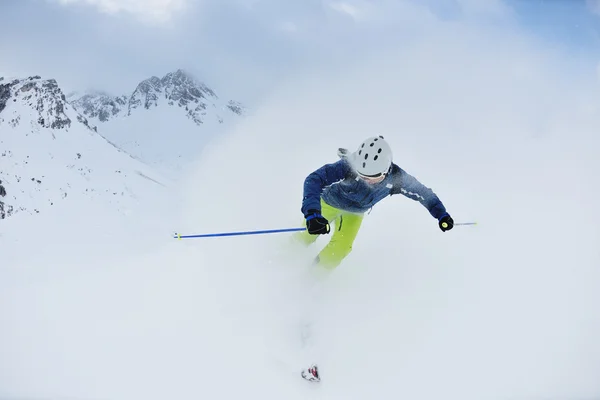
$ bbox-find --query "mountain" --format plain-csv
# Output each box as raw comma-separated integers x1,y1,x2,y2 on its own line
67,89,128,123
68,69,245,177
70,69,245,125
0,75,169,220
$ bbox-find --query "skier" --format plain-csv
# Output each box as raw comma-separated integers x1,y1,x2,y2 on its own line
296,136,454,382
295,135,454,271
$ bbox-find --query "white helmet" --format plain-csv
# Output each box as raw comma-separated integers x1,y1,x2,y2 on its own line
349,135,393,177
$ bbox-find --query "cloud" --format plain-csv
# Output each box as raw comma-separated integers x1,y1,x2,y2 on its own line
175,6,600,395
175,4,600,393
321,0,512,31
51,0,189,23
456,0,513,17
326,0,435,25
328,1,363,20
275,21,298,33
587,0,600,15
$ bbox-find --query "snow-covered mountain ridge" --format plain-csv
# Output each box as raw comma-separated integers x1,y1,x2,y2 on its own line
0,69,246,220
1,75,93,131
69,69,245,125
66,69,246,177
0,75,169,220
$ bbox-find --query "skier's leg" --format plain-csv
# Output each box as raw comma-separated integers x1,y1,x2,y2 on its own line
292,200,341,246
315,211,363,269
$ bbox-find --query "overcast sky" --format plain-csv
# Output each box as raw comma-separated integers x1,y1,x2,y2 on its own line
1,0,599,105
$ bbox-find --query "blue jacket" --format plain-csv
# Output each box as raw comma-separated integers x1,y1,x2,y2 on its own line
301,159,449,220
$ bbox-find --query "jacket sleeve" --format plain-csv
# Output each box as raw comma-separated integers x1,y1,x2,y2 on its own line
391,167,449,220
301,160,351,216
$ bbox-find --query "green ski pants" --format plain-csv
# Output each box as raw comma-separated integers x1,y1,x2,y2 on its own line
294,199,364,269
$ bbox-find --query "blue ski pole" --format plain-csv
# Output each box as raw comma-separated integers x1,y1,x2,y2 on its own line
174,227,306,239
174,221,476,239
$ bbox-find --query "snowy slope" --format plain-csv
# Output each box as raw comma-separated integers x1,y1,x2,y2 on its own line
2,29,600,400
0,75,170,220
69,69,245,178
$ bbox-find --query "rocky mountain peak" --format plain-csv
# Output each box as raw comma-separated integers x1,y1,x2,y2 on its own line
0,75,88,130
69,69,244,126
0,74,163,220
70,91,127,122
129,76,163,112
128,69,219,120
160,69,200,89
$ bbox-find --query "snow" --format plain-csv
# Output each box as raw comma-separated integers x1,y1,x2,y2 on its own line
69,70,243,180
98,100,230,179
0,77,171,219
2,25,600,400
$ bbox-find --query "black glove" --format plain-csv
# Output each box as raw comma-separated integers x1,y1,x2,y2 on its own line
305,210,330,235
439,215,454,232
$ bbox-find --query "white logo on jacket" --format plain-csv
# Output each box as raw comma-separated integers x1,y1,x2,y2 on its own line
400,187,425,201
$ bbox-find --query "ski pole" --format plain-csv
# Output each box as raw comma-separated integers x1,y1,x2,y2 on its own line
443,221,478,229
174,221,477,239
174,227,306,239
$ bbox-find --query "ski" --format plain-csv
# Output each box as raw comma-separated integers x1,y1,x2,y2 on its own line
301,364,320,382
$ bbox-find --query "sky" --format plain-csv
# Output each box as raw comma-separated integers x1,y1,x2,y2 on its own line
1,0,600,105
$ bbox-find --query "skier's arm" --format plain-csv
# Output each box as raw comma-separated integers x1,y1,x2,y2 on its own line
301,160,350,215
391,168,449,220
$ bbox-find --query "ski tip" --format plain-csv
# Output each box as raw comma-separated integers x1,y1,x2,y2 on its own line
301,364,320,382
